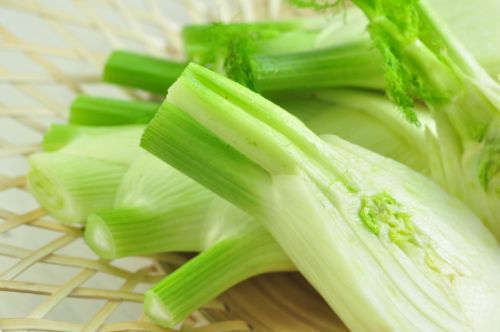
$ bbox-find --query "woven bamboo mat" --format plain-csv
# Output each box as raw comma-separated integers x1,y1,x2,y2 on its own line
0,1,347,331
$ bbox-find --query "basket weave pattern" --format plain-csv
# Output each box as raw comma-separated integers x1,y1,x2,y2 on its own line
0,1,346,331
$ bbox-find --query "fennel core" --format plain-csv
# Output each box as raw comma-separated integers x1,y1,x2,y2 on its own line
359,192,457,279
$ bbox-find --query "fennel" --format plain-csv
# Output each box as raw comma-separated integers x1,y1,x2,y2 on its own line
142,63,500,332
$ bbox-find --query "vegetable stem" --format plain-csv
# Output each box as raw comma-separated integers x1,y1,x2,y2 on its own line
241,40,385,92
42,124,87,152
70,95,159,126
144,225,292,327
142,63,500,331
141,101,270,212
30,125,145,223
85,207,207,258
28,153,126,224
103,50,186,94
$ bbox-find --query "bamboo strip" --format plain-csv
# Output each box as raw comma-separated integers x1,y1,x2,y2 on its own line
0,100,55,136
145,0,183,57
0,175,26,190
0,72,102,85
80,269,148,332
0,208,15,219
0,279,143,302
0,1,164,49
195,321,250,332
110,0,162,55
0,137,10,148
239,0,255,21
0,28,85,94
14,116,49,133
0,106,57,116
0,41,81,59
0,234,77,280
182,0,208,23
73,1,122,50
100,321,173,331
180,318,197,330
268,0,282,19
0,318,82,332
44,20,102,69
0,243,158,281
69,1,149,101
0,208,47,234
146,252,188,266
14,84,66,116
201,300,226,311
29,269,97,318
0,318,251,332
27,219,83,235
0,318,175,332
0,143,41,157
1,276,221,312
0,72,54,82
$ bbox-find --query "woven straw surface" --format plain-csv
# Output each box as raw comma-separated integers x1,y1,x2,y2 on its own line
0,1,347,331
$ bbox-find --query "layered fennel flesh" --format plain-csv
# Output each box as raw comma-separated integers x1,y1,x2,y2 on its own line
142,63,500,332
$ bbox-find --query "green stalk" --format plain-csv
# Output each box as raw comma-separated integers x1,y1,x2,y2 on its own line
85,207,206,258
70,95,159,126
182,19,324,72
142,101,270,211
142,63,500,331
231,40,385,92
42,124,88,152
42,124,139,152
103,50,186,94
164,65,358,190
145,224,292,327
42,124,145,156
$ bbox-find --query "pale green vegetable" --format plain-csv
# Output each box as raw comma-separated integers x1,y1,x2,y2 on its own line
103,50,186,94
182,16,348,72
82,153,289,328
83,90,431,259
69,95,158,126
28,125,145,223
82,89,431,327
344,0,500,237
84,154,215,258
431,0,500,77
142,197,291,327
277,89,430,173
142,63,500,332
191,2,500,94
